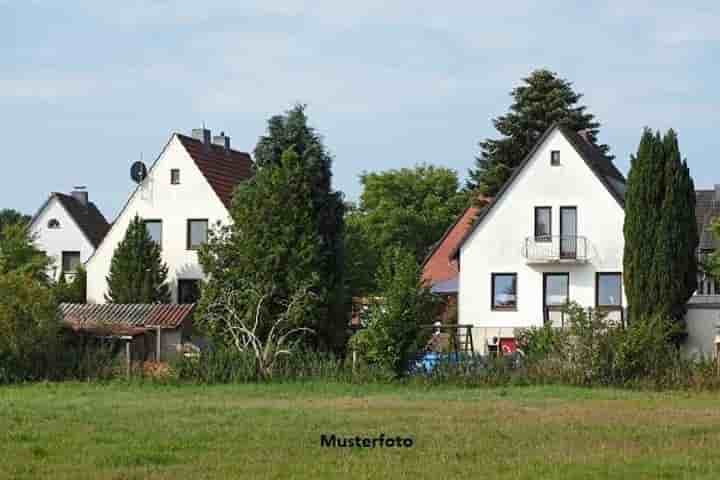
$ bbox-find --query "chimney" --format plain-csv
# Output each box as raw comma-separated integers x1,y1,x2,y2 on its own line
714,184,720,202
212,131,231,152
71,186,88,207
191,127,212,147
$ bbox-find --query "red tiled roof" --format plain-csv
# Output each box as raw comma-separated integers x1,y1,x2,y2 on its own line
421,204,481,286
59,303,195,335
176,134,254,208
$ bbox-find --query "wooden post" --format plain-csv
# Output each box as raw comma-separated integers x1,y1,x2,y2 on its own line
125,339,131,379
352,349,357,373
156,327,162,362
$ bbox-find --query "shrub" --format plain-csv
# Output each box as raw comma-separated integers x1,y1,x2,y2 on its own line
347,248,436,376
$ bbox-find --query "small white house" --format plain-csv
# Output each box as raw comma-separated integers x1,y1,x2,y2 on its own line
29,189,110,281
85,128,253,304
453,124,628,354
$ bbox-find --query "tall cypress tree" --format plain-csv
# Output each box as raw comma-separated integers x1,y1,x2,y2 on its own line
624,129,697,324
467,69,612,195
105,215,170,303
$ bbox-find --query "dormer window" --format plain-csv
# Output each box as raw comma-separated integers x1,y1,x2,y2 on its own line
551,150,560,166
48,219,60,229
171,169,180,185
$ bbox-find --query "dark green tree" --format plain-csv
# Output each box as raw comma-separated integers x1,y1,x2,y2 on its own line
345,165,467,297
624,128,697,324
252,104,346,349
198,148,331,348
467,69,612,195
0,223,50,284
105,215,170,303
0,209,30,241
54,266,87,303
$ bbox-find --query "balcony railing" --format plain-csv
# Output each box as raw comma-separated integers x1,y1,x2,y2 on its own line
522,235,589,263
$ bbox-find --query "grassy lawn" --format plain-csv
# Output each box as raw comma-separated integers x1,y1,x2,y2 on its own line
2,382,720,479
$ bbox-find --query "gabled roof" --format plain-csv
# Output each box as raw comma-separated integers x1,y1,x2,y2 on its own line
176,134,254,208
31,193,110,248
449,123,625,259
696,189,720,250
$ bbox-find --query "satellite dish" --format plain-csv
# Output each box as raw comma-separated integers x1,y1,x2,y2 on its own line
131,161,148,183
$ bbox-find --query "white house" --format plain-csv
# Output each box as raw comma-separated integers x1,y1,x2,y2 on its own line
85,128,253,304
29,189,110,281
452,124,628,354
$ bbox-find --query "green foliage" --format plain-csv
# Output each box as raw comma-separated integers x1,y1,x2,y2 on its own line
345,164,467,296
251,104,346,349
198,148,331,351
0,222,50,283
54,267,87,303
624,128,697,323
348,248,436,375
467,69,612,195
105,215,170,303
0,208,30,241
0,272,60,382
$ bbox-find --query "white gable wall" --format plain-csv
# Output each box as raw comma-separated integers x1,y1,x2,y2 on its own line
30,197,96,281
458,129,625,344
86,136,231,303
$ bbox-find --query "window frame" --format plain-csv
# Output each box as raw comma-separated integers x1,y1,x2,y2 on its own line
534,206,552,242
171,169,180,185
143,219,163,247
178,278,201,304
61,251,81,273
186,219,209,250
551,150,561,166
491,273,518,311
596,272,622,309
47,218,61,229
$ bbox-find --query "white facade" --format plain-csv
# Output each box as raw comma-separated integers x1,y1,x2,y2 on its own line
458,127,627,352
85,135,232,303
30,196,96,281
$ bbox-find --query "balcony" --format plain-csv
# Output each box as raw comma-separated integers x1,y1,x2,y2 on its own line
521,235,589,263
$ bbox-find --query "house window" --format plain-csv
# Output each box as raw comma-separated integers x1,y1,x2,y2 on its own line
187,219,208,250
491,273,517,310
544,273,569,307
534,207,551,241
144,220,162,246
596,273,622,307
178,279,201,304
47,219,61,229
551,150,561,166
61,251,81,273
171,169,180,185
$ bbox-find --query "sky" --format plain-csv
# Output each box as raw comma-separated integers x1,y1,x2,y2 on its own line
2,1,719,219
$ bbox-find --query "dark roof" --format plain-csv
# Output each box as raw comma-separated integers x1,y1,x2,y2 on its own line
696,189,720,250
50,193,110,248
449,123,626,260
176,134,254,208
59,303,195,335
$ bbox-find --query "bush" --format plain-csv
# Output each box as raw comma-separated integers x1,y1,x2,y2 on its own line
0,272,60,383
347,248,435,376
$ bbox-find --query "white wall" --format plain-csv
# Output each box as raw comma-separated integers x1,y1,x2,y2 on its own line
86,136,231,303
30,197,96,281
458,128,626,350
684,304,720,359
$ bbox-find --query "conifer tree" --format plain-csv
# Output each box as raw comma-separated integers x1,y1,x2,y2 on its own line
198,148,328,346
624,129,697,324
105,215,170,303
252,104,346,349
467,69,612,195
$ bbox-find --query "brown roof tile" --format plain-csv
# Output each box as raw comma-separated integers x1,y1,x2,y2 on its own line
176,134,254,208
59,303,195,334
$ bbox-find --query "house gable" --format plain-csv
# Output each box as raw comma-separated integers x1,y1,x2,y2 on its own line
457,126,626,329
85,134,250,303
